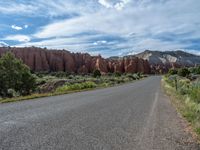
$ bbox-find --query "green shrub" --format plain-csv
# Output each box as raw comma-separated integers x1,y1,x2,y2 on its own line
50,71,70,78
68,75,74,79
196,66,200,74
133,74,140,80
168,68,178,75
114,72,121,77
0,52,36,97
137,72,143,78
93,69,101,78
189,86,200,103
178,68,190,77
7,89,20,98
189,66,200,74
126,74,138,80
100,82,110,87
196,128,200,135
107,73,113,76
56,81,97,93
35,71,49,78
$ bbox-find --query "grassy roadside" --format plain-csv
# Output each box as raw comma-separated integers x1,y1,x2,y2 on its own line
0,76,146,104
162,77,200,141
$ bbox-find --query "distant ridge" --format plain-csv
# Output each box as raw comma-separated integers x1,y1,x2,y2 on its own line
134,50,200,73
135,50,200,65
109,50,200,73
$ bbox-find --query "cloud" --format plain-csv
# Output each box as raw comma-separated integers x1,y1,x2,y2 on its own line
0,0,98,17
0,41,9,47
0,3,38,15
11,25,23,30
93,40,107,45
4,35,31,42
24,25,29,29
15,36,95,52
98,0,112,8
11,24,29,31
114,0,130,10
98,0,130,10
1,0,200,57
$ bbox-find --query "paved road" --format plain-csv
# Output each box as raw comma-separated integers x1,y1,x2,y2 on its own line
0,76,199,150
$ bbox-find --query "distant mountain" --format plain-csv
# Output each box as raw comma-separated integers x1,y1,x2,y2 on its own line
135,50,200,66
134,50,200,73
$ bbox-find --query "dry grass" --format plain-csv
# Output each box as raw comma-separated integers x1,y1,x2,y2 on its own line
162,78,200,142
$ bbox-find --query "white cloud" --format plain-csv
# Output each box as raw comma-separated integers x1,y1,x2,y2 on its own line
0,0,99,17
1,0,200,56
24,25,29,29
184,50,200,56
4,35,31,42
34,0,200,40
93,40,107,45
0,41,9,47
26,0,200,56
114,0,130,10
11,24,29,31
98,0,130,10
11,25,23,30
98,0,112,8
0,3,38,15
15,35,96,51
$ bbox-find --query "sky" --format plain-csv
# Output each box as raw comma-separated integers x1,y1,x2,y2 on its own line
0,0,200,57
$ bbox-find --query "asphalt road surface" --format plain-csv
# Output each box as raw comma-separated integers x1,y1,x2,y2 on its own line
0,76,199,150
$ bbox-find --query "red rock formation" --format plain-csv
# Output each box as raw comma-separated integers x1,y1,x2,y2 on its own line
0,47,151,74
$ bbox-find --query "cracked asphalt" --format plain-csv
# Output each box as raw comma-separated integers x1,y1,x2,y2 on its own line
0,76,199,150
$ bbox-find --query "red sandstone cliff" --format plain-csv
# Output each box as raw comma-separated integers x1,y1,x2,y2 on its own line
0,47,151,74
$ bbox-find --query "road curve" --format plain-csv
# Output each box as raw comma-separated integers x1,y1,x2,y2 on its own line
0,76,199,150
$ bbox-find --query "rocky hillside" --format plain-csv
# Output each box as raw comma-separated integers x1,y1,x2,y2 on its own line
135,50,200,73
0,47,150,74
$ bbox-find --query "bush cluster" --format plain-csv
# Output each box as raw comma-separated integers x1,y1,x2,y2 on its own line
166,66,200,104
177,68,190,77
166,75,200,104
56,81,97,93
0,52,36,97
93,69,101,78
168,68,178,75
189,66,200,74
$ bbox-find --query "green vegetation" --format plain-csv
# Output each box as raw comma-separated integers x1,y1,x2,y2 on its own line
93,69,101,78
0,53,147,103
0,52,36,98
177,68,190,77
189,66,200,75
114,72,121,77
168,68,178,75
56,81,97,93
163,67,200,140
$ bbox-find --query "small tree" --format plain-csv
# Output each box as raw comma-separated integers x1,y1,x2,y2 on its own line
197,66,200,74
0,52,36,97
93,69,101,78
177,68,190,77
114,72,121,77
168,68,178,75
194,66,200,74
